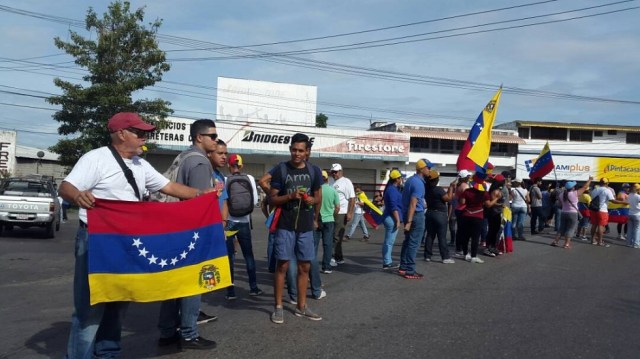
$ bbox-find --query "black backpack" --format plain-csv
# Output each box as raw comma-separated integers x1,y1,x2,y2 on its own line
588,190,601,211
226,173,255,217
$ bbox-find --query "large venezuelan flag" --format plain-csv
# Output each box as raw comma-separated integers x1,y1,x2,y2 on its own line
457,88,502,171
608,203,629,224
498,206,513,253
529,142,555,180
87,193,231,305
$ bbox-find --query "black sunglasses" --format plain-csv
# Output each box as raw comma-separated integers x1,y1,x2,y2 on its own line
125,127,148,139
199,133,218,140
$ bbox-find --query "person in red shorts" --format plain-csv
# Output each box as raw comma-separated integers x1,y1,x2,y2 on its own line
589,178,627,247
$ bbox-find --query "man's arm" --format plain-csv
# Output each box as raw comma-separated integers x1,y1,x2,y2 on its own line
160,181,203,200
403,196,418,232
258,172,272,193
59,181,95,209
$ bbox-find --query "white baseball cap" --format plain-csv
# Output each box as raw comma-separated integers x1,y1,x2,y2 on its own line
458,169,471,178
331,163,343,172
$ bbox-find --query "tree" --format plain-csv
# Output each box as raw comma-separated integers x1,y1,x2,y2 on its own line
47,1,172,167
316,113,328,128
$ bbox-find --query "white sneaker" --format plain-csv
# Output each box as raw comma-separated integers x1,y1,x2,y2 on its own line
618,234,624,240
315,289,327,300
471,257,484,264
442,258,455,264
330,258,338,267
465,254,472,262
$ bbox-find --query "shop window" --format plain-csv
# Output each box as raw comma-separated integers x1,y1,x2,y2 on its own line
439,139,454,153
594,131,603,137
569,129,593,142
518,127,530,139
627,132,640,144
490,143,509,153
410,138,430,152
531,127,566,141
608,130,617,135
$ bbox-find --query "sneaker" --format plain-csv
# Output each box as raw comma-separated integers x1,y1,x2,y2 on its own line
343,235,350,242
397,269,407,276
483,248,496,257
618,234,624,240
383,263,400,269
330,258,338,267
403,272,424,279
249,288,264,296
196,311,217,325
321,269,333,274
452,251,465,259
225,294,237,300
336,259,345,264
465,254,472,262
180,336,217,350
580,236,588,241
314,289,327,300
287,295,298,305
271,306,284,324
294,305,322,321
490,247,502,255
442,258,455,264
471,257,484,264
424,257,431,262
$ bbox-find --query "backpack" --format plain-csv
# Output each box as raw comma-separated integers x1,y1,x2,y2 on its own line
150,151,206,202
588,189,601,211
226,173,255,217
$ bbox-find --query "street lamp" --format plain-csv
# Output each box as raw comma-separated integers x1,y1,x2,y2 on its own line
36,151,44,174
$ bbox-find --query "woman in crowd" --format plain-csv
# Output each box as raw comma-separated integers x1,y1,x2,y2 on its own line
423,170,457,263
346,185,370,242
626,183,640,249
484,174,506,257
616,183,630,240
551,177,592,249
381,169,403,269
510,178,530,241
453,170,472,257
577,187,592,240
458,174,501,263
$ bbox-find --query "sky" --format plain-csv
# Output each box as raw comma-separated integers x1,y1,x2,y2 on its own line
1,0,639,150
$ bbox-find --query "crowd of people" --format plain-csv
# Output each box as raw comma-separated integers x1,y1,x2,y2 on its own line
57,112,640,358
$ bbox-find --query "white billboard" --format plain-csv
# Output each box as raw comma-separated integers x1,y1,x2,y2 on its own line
217,77,317,127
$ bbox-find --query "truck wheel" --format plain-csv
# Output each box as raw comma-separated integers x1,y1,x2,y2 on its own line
44,221,55,239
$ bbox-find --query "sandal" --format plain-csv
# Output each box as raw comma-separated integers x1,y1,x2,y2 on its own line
563,243,571,249
403,272,424,279
550,242,559,247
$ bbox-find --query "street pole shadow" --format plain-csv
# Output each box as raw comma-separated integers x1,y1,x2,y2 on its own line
24,321,70,358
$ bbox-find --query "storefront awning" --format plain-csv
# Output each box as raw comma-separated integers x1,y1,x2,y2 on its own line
401,129,525,144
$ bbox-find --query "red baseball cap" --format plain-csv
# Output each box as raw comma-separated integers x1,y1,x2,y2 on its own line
107,112,156,133
228,154,243,168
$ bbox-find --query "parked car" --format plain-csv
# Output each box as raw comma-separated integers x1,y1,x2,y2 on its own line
0,175,61,238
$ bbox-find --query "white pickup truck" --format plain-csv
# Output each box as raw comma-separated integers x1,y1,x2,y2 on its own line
0,176,61,238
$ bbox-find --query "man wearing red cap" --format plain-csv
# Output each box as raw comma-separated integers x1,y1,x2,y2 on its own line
59,112,210,359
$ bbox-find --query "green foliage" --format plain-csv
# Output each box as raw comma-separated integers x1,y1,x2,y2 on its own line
47,1,172,166
316,113,328,128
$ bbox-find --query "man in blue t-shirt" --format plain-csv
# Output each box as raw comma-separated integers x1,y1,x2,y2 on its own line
398,159,433,279
269,133,322,324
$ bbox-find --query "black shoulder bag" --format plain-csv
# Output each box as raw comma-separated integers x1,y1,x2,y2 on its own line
108,145,142,201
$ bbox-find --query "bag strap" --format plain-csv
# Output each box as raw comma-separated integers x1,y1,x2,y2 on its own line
513,188,527,204
108,145,141,201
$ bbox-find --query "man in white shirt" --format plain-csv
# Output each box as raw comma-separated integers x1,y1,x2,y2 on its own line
589,177,627,246
330,163,355,265
59,112,207,358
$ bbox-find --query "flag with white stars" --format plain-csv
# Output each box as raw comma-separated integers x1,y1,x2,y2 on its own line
528,141,555,180
86,193,231,305
457,88,502,171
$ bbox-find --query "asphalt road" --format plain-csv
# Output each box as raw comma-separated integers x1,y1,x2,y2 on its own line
1,211,639,359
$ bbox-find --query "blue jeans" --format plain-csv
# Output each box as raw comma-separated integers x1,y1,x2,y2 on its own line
424,211,450,260
512,206,527,239
346,212,369,238
382,216,399,265
225,221,259,296
399,212,425,275
628,215,640,247
554,207,562,231
316,221,335,271
530,206,545,233
66,226,128,359
309,229,324,297
157,295,201,340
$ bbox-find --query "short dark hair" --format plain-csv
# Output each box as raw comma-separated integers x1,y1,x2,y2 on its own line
290,133,311,149
190,119,216,143
216,139,227,146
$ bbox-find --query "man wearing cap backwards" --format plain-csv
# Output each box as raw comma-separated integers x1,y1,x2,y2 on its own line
224,154,262,299
398,159,433,279
59,113,214,358
157,119,219,350
589,177,627,247
330,163,356,266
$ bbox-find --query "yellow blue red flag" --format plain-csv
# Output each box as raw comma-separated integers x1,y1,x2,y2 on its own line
87,193,231,305
458,88,502,170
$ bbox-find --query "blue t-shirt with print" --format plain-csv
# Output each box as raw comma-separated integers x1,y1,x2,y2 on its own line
212,169,228,209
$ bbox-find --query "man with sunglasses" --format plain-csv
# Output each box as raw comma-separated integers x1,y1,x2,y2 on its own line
157,119,219,350
59,112,213,359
